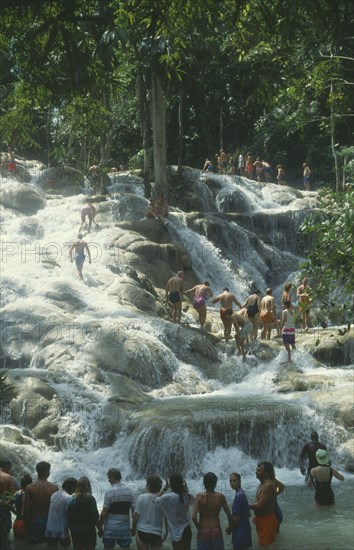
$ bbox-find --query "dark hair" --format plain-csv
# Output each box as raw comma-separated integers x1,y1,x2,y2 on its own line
230,472,241,483
258,461,275,480
170,473,187,503
20,474,33,489
266,288,272,295
107,468,121,481
146,475,162,494
223,287,229,292
311,431,319,441
77,233,83,239
284,300,291,307
36,461,51,477
203,472,217,491
62,477,78,495
203,281,210,286
284,282,292,292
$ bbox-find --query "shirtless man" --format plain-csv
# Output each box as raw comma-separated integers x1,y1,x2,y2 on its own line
303,163,311,191
297,277,311,331
69,234,91,281
230,312,253,360
165,271,184,324
219,150,228,175
249,462,277,548
0,458,16,543
260,288,278,339
212,287,242,341
79,201,96,232
192,472,232,548
23,461,58,544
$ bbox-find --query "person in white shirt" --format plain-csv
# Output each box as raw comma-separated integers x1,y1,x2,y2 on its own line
154,474,192,550
45,477,77,547
132,476,167,549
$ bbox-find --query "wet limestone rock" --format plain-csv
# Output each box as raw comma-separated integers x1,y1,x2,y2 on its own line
37,166,85,194
0,181,46,214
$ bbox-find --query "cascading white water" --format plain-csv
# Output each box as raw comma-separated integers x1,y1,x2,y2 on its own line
1,168,353,549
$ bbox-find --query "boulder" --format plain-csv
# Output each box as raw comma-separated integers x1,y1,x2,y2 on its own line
0,181,46,214
37,166,85,194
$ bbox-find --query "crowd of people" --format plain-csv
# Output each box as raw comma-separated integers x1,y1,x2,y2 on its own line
165,273,313,362
202,151,311,189
0,442,344,550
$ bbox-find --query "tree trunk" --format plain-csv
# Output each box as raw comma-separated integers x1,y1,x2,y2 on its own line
219,101,223,151
138,71,152,197
330,80,341,191
151,71,168,198
177,85,184,176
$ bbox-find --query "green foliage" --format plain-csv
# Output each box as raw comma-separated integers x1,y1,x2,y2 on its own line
300,190,354,323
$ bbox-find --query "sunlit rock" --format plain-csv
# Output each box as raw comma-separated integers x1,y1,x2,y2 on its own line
0,181,46,214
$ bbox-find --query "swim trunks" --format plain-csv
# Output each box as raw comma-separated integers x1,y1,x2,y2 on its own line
169,291,181,304
246,303,259,318
240,323,253,339
75,253,85,268
137,531,162,544
197,526,224,550
254,514,277,547
220,308,233,320
260,312,275,324
282,331,295,345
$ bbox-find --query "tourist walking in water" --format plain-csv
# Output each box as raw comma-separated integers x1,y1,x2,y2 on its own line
0,458,16,546
226,472,252,550
69,234,92,282
303,163,311,190
299,431,327,481
45,477,77,546
212,287,242,342
297,277,311,331
23,461,58,544
13,473,32,540
192,472,232,550
185,281,213,329
280,300,296,362
307,449,344,505
203,159,214,172
276,165,286,185
242,289,261,340
281,282,293,308
67,476,99,550
230,312,253,360
99,468,137,550
166,271,184,324
132,475,167,549
260,288,278,339
154,474,192,550
238,153,245,177
249,462,278,548
79,201,96,232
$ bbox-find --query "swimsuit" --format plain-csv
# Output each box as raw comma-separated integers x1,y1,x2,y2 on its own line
197,526,224,550
169,291,181,304
75,253,85,268
220,308,233,320
254,514,278,547
193,290,207,308
260,311,275,324
311,467,334,505
282,310,295,344
240,323,253,339
246,302,259,318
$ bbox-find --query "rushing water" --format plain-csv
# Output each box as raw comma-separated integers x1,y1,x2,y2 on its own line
1,169,353,549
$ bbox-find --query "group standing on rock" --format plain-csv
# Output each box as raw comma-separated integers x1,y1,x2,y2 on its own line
165,274,313,362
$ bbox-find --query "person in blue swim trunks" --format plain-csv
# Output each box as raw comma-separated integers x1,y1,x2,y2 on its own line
69,233,91,281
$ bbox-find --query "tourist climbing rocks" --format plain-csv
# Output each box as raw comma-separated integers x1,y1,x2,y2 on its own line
212,287,242,342
69,234,91,282
166,271,184,324
280,300,296,362
230,312,253,360
185,281,213,329
79,201,96,232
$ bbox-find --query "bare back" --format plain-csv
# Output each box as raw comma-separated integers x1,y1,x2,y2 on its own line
194,492,226,528
166,275,183,292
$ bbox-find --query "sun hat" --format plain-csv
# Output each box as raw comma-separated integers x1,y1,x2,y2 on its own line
316,448,330,465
